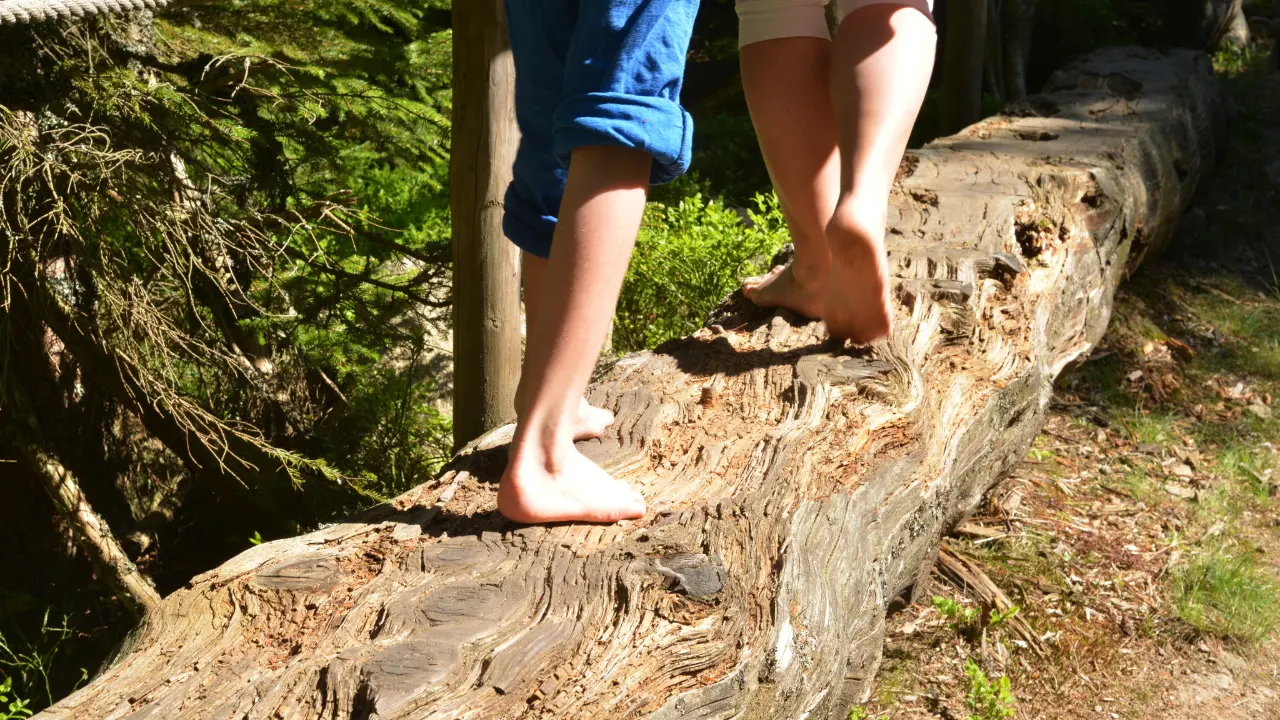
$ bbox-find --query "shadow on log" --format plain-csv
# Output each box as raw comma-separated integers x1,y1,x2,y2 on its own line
38,47,1224,720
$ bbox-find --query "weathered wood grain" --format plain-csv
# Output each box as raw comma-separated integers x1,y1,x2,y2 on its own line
37,47,1224,720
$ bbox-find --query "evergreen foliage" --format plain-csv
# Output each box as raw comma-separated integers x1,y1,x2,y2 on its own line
0,5,457,706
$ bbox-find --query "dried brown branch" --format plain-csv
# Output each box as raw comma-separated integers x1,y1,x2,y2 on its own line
937,543,1047,657
27,447,161,615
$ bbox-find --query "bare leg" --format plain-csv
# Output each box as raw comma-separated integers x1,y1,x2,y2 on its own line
499,146,650,524
739,37,841,320
824,4,936,342
520,253,615,440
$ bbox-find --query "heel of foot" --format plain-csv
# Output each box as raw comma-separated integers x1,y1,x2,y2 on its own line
498,449,645,525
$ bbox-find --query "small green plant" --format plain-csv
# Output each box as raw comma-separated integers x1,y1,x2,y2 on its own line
848,706,869,720
963,659,1016,720
933,596,980,628
338,342,454,498
1263,244,1280,301
934,597,1024,651
987,606,1020,630
1174,550,1280,644
0,677,32,720
1212,42,1272,77
1026,446,1055,462
0,612,86,712
248,531,264,546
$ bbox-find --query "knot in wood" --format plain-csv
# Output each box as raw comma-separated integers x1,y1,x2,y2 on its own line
699,385,717,407
249,557,340,592
653,553,727,602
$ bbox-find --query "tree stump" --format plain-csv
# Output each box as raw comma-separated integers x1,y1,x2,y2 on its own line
37,47,1224,720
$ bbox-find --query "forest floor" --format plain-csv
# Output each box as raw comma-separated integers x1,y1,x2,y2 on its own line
856,50,1280,720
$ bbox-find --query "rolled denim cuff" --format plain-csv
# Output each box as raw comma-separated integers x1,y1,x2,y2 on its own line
502,183,558,259
553,92,694,186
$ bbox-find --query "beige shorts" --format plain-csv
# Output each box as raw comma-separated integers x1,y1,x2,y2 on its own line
737,0,934,47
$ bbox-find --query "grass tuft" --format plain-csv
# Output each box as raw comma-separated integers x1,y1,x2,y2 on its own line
1173,550,1280,645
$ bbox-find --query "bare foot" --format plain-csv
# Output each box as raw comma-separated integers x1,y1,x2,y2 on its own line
498,445,646,524
742,263,827,320
574,398,615,440
823,225,892,344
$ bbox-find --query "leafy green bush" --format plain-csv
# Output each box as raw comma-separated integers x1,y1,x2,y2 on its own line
158,0,459,502
289,309,454,500
613,192,790,353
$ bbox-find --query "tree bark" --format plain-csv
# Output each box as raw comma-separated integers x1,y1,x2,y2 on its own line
36,48,1225,720
942,0,989,134
983,0,1005,103
22,273,314,523
1002,0,1034,101
2,277,138,537
450,0,522,449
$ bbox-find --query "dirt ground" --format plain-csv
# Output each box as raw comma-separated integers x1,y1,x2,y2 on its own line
868,405,1280,720
854,47,1280,720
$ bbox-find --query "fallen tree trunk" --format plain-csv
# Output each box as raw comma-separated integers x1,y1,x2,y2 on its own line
38,47,1224,720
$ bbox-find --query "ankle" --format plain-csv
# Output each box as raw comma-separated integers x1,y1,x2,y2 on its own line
509,418,575,472
788,249,832,287
826,203,886,260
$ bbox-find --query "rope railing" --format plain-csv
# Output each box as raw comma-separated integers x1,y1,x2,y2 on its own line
0,0,168,25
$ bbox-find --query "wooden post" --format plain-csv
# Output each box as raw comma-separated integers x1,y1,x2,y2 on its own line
450,0,522,449
941,0,989,135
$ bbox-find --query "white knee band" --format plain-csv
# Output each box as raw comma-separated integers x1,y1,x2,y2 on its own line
737,0,934,48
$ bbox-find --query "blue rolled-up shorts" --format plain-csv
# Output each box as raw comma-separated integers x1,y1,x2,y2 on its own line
503,0,700,259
